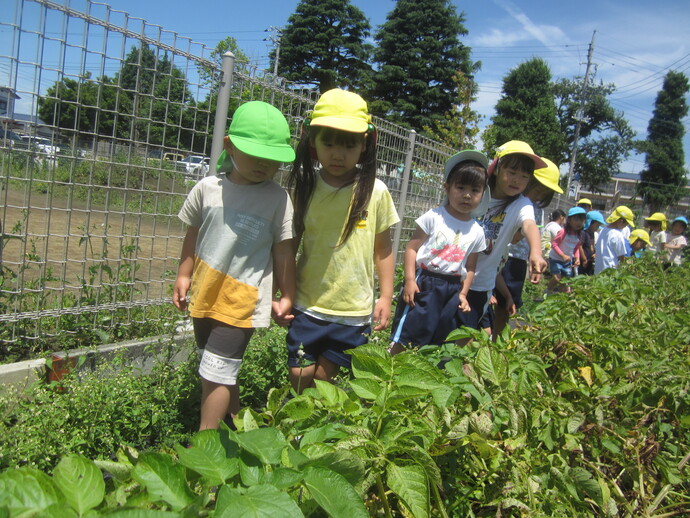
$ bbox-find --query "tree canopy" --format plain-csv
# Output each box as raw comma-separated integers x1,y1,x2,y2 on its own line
486,58,563,163
276,0,372,93
370,0,477,131
554,77,635,193
637,70,689,212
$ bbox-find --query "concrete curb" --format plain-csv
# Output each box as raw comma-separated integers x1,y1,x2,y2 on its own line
0,327,196,395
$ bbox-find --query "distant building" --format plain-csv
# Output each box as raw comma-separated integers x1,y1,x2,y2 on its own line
577,172,690,218
0,87,20,119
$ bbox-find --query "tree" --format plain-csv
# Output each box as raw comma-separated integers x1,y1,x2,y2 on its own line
485,58,563,162
554,77,635,192
276,0,372,93
637,71,689,212
423,71,482,149
370,0,477,131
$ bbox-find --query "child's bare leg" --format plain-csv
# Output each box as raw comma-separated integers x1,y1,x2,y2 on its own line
313,356,340,383
199,379,237,430
388,342,406,355
547,275,561,292
290,364,316,394
493,305,509,339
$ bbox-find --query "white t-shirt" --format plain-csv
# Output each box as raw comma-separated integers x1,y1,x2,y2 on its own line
415,206,486,279
473,196,535,292
594,226,627,274
666,234,687,265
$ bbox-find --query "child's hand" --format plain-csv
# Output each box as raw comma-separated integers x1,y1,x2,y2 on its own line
373,298,392,331
489,294,498,306
562,254,571,262
403,280,419,307
271,298,294,326
529,254,547,284
573,258,580,267
172,277,190,311
458,293,471,312
506,295,517,316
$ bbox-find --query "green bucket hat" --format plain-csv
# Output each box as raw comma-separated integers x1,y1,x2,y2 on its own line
216,101,296,171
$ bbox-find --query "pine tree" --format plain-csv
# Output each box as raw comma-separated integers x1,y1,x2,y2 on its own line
486,58,563,162
370,0,477,131
276,0,372,93
637,71,689,212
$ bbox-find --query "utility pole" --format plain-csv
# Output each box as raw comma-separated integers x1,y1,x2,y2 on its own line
566,30,596,199
265,26,283,77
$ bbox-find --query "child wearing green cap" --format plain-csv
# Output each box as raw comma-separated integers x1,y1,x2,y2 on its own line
173,101,296,430
594,205,635,274
285,88,399,391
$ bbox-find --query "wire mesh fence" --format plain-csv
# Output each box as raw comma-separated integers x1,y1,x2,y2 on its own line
0,0,456,356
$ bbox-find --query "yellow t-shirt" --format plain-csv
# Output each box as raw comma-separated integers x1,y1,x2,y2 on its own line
295,176,399,321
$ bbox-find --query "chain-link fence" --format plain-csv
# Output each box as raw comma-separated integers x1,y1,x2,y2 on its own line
0,0,459,354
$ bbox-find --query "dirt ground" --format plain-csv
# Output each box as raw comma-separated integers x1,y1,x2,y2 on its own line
1,184,186,302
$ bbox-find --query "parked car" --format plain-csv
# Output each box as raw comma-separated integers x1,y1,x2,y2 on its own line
18,135,60,157
178,155,210,179
0,127,22,149
163,152,185,162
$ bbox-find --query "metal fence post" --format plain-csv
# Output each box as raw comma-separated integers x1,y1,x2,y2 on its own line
392,129,417,262
209,51,235,176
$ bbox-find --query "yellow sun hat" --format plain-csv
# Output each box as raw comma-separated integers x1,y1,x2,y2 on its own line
628,229,652,247
533,157,564,194
577,198,592,206
487,140,547,176
606,205,635,227
644,212,667,231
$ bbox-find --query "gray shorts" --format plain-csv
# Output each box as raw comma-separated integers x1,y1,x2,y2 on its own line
193,318,254,385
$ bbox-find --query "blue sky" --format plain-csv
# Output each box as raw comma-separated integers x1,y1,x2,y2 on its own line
5,0,690,174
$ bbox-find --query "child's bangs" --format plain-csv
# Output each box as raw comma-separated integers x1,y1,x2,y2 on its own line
447,161,487,189
500,154,535,174
316,126,363,146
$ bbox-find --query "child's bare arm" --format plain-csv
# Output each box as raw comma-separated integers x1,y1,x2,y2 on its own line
523,219,547,283
459,252,479,312
173,226,199,311
373,228,395,331
271,238,296,326
402,226,429,307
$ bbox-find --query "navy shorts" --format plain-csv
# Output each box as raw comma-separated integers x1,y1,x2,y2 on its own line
286,310,371,368
549,258,575,278
462,289,491,330
389,269,465,347
495,257,527,310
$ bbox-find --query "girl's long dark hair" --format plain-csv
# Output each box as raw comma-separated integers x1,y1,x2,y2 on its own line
287,126,377,246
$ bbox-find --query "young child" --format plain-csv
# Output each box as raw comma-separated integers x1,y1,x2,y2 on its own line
547,207,586,293
493,157,562,336
576,198,593,212
626,229,652,258
541,208,566,259
173,101,297,430
465,140,548,333
388,150,488,353
644,212,667,253
286,88,399,391
594,205,635,274
665,216,688,266
579,210,605,275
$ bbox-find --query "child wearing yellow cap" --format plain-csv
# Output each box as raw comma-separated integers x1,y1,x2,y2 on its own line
285,89,399,391
594,205,635,274
643,212,667,253
173,101,297,430
626,229,652,258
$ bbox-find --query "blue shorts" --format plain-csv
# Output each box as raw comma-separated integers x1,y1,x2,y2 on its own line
462,289,491,330
286,310,371,368
496,257,527,310
549,258,575,278
389,269,465,347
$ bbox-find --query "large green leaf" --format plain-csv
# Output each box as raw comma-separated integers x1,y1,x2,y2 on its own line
314,380,348,407
348,378,382,399
235,427,287,466
304,451,366,487
275,396,315,421
215,484,304,518
53,455,105,515
570,467,603,507
131,452,195,511
92,510,178,517
351,347,393,381
175,430,239,486
475,346,509,387
299,423,349,447
0,468,63,515
386,462,429,518
302,466,368,518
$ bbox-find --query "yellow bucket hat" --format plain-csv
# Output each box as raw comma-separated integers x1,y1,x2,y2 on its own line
628,229,652,247
644,212,667,231
487,140,547,175
309,88,371,133
533,157,564,193
577,198,592,206
606,205,635,227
